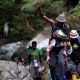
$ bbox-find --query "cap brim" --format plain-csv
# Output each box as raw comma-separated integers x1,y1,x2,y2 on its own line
56,17,66,22
56,19,66,22
70,35,79,38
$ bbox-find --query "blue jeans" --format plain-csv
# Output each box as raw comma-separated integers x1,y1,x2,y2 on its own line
49,48,65,80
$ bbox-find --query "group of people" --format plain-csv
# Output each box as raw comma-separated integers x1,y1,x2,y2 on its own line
27,2,80,80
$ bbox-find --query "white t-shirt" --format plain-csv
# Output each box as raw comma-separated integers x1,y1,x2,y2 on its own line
50,30,67,46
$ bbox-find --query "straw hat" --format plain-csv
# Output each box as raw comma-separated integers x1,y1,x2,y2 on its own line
56,13,66,22
70,30,79,38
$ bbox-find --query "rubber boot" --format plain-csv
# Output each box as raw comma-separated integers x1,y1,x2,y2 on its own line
72,72,77,80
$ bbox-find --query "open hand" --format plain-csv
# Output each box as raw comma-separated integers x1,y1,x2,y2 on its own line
35,2,40,8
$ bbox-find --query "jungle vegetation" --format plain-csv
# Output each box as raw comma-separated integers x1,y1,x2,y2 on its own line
0,0,80,45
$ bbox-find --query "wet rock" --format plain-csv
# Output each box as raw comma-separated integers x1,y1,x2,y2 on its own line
0,60,33,80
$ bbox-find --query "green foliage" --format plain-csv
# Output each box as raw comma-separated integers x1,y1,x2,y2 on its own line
8,25,34,41
67,14,80,29
66,1,80,29
0,0,80,43
48,0,65,14
0,0,15,8
72,4,80,17
0,0,17,25
10,26,23,35
21,0,46,11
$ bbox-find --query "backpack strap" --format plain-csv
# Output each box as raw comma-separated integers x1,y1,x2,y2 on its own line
78,35,80,44
63,23,70,35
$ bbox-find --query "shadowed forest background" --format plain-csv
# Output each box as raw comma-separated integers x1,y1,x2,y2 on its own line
0,0,80,46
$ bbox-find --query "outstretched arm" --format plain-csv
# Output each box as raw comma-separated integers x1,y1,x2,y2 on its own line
36,3,55,24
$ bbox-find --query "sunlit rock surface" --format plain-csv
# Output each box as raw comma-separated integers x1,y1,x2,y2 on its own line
0,42,23,59
0,60,33,80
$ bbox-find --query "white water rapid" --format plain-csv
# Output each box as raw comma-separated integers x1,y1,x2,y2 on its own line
27,26,51,49
27,33,49,49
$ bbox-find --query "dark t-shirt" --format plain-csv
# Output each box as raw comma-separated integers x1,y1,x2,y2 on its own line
49,22,70,45
51,22,70,35
69,37,80,62
49,22,70,66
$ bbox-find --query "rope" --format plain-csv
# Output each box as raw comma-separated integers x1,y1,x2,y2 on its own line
20,73,29,80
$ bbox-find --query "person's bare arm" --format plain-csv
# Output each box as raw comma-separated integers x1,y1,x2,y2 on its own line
60,31,70,41
53,33,70,41
58,35,70,41
46,44,53,56
46,44,53,62
46,41,56,56
36,3,55,24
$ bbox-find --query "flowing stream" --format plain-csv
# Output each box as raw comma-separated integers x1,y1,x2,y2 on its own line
0,26,51,80
27,26,51,48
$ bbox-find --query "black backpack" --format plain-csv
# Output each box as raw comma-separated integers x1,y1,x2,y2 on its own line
49,22,70,44
51,22,70,37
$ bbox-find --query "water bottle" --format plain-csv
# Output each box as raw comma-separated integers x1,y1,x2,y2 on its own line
48,69,52,80
33,59,38,67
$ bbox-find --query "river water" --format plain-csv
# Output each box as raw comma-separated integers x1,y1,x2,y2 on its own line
0,26,51,80
27,26,51,48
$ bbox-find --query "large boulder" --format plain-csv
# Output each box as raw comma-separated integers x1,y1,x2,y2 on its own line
0,60,33,80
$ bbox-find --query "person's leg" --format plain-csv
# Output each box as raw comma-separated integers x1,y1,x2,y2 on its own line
49,65,56,80
46,41,56,63
49,64,64,80
29,65,36,79
56,49,65,80
55,63,65,80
